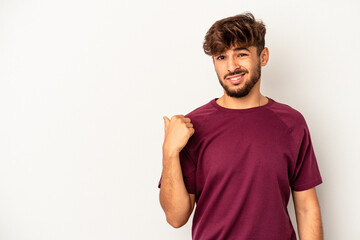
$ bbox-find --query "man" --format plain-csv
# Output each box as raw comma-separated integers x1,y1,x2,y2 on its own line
158,12,323,240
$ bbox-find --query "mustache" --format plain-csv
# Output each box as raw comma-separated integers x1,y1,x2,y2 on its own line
224,70,248,79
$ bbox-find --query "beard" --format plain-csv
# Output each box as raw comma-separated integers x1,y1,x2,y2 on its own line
217,59,261,98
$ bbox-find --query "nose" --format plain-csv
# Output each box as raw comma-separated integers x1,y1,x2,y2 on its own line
226,57,239,72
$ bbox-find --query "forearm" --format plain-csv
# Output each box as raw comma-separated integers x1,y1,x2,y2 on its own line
296,208,323,240
159,149,192,227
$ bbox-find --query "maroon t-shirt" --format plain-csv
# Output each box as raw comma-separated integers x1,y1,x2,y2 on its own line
158,97,323,240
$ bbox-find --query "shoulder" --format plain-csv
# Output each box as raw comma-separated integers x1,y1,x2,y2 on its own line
181,99,218,147
267,98,308,133
267,99,314,152
184,99,218,130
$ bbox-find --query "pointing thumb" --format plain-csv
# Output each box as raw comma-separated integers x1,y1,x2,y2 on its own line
163,116,170,135
163,116,170,126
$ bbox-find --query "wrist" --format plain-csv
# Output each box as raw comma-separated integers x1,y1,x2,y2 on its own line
162,145,180,158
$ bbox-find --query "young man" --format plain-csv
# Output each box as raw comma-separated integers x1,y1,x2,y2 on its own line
158,12,323,240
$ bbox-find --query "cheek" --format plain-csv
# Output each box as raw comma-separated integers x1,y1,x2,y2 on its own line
214,65,225,76
245,63,255,73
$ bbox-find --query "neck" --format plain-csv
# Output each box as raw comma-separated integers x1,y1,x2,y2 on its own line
217,93,265,110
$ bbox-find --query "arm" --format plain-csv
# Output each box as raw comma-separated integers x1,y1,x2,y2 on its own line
159,115,196,228
292,187,323,240
159,150,196,228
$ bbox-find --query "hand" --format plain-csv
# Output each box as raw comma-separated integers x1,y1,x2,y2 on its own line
162,115,195,155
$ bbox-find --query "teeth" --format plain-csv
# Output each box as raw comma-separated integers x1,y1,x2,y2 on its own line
229,74,244,80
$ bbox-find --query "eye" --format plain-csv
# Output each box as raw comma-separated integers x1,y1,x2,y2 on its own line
238,53,247,57
216,56,225,60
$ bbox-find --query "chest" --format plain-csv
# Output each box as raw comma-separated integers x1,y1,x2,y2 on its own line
194,116,294,188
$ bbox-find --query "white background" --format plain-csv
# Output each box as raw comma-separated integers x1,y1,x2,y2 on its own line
0,0,359,239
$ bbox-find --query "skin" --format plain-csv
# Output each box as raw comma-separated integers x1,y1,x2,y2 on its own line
160,115,195,227
161,44,323,239
292,187,324,239
212,45,270,109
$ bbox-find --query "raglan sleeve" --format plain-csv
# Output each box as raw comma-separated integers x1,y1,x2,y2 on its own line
157,125,197,194
289,115,323,191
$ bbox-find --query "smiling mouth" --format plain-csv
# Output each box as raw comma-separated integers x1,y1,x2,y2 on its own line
226,73,246,84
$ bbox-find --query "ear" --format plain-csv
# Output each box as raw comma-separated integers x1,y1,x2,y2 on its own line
260,47,269,66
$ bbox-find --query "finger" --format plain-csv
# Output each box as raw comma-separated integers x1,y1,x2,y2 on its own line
171,114,185,120
182,117,192,123
163,116,170,130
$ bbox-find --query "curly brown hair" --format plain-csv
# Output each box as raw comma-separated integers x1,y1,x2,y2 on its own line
203,12,266,57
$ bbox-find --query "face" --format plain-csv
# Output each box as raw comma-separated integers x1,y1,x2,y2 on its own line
212,45,268,98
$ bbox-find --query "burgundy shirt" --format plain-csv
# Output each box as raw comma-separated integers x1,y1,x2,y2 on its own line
158,97,323,240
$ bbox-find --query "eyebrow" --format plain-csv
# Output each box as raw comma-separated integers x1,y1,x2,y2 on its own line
233,47,250,52
215,47,251,57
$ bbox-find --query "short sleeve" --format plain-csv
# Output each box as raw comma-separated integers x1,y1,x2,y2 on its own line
290,118,323,191
157,144,196,194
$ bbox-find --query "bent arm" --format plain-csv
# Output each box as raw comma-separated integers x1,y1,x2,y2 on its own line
292,187,323,240
159,149,195,228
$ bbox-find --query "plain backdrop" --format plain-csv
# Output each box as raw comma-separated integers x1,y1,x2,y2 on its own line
0,0,359,239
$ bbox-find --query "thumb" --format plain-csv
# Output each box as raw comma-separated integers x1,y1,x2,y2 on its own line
163,116,170,128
